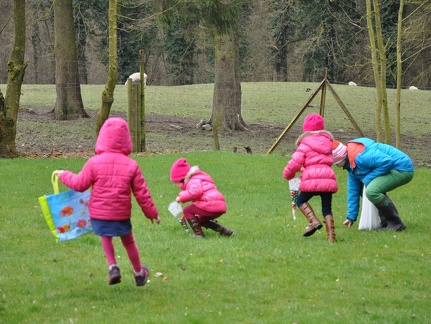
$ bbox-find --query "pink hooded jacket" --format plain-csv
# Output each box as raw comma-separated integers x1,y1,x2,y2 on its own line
283,130,338,193
59,118,159,221
177,166,227,213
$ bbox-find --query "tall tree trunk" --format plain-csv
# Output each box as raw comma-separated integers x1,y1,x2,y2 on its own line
366,0,382,142
96,0,118,134
373,0,391,144
210,31,247,131
0,0,27,158
395,0,405,148
53,0,88,120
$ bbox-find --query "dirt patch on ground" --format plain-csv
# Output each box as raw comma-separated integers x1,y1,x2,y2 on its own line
16,107,300,157
16,107,430,168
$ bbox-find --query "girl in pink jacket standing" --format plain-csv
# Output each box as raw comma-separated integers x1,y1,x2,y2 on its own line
170,158,233,238
283,114,338,241
54,117,160,286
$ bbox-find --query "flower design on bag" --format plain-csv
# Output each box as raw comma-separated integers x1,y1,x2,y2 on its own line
57,224,71,233
60,205,74,217
76,219,87,228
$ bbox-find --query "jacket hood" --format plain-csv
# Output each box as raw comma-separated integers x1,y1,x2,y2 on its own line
95,118,132,155
183,166,214,183
183,166,199,182
295,130,334,147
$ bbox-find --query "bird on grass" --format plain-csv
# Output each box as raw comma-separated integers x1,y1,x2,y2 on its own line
244,146,252,154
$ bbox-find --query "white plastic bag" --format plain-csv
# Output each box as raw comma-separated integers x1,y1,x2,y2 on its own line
358,186,380,230
168,201,190,235
168,201,183,217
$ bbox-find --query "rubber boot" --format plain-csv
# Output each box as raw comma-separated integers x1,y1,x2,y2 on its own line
299,202,323,237
375,196,406,231
377,210,388,230
187,215,205,238
206,220,233,236
324,215,336,242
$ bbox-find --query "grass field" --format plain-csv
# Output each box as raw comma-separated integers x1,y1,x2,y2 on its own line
1,151,431,323
1,82,431,322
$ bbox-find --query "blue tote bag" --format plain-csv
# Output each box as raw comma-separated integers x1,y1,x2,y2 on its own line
38,172,93,242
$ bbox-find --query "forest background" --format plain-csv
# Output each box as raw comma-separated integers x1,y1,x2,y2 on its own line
1,0,430,89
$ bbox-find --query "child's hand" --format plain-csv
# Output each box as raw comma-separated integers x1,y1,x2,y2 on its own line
151,215,161,225
54,170,65,177
175,196,180,203
343,219,353,227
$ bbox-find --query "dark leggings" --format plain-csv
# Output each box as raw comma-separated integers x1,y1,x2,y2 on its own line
296,191,333,216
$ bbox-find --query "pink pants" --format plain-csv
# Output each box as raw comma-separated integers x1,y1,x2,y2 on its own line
183,204,224,226
101,231,142,272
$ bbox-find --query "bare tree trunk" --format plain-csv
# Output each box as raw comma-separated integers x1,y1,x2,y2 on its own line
366,0,382,142
395,0,405,148
96,0,117,134
0,0,27,158
210,31,247,132
53,0,88,120
373,0,391,144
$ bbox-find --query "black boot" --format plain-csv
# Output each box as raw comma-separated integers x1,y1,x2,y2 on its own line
377,210,388,230
375,195,406,231
187,216,205,238
206,220,233,236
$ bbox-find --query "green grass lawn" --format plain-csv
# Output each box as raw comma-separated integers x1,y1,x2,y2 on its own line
1,152,430,323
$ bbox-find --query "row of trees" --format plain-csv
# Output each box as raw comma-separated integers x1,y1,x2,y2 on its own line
1,1,430,87
1,0,431,158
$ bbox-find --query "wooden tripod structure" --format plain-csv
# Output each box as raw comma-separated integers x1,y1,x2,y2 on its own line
266,69,365,154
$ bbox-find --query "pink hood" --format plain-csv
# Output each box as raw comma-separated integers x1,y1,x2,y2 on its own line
95,117,132,155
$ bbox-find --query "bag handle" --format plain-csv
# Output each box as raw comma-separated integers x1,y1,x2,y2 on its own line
51,171,60,194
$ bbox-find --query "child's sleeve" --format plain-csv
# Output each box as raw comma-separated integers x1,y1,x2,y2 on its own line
283,150,304,180
132,169,159,219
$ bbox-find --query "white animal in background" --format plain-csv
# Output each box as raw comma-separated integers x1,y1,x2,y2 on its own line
125,72,147,86
348,81,357,86
408,86,418,90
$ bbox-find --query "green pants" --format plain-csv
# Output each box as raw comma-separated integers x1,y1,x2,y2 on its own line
365,170,414,204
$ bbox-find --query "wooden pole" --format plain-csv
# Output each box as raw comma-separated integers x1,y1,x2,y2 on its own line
319,68,328,116
127,78,139,152
139,50,146,152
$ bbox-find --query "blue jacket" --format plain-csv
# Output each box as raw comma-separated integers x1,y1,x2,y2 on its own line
344,138,414,222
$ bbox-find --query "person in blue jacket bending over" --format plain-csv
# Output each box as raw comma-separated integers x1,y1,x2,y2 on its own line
332,138,414,231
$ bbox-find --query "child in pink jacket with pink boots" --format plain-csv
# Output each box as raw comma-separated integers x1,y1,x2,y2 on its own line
54,117,160,286
170,158,233,238
283,114,338,241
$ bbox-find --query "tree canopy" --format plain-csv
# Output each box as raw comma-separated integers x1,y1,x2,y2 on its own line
1,0,430,88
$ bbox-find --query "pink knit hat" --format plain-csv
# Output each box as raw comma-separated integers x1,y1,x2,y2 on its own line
170,158,191,182
303,114,325,132
332,140,347,164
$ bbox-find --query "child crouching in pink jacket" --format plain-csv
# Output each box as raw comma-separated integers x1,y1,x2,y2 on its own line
54,117,160,286
283,114,338,242
170,158,233,238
